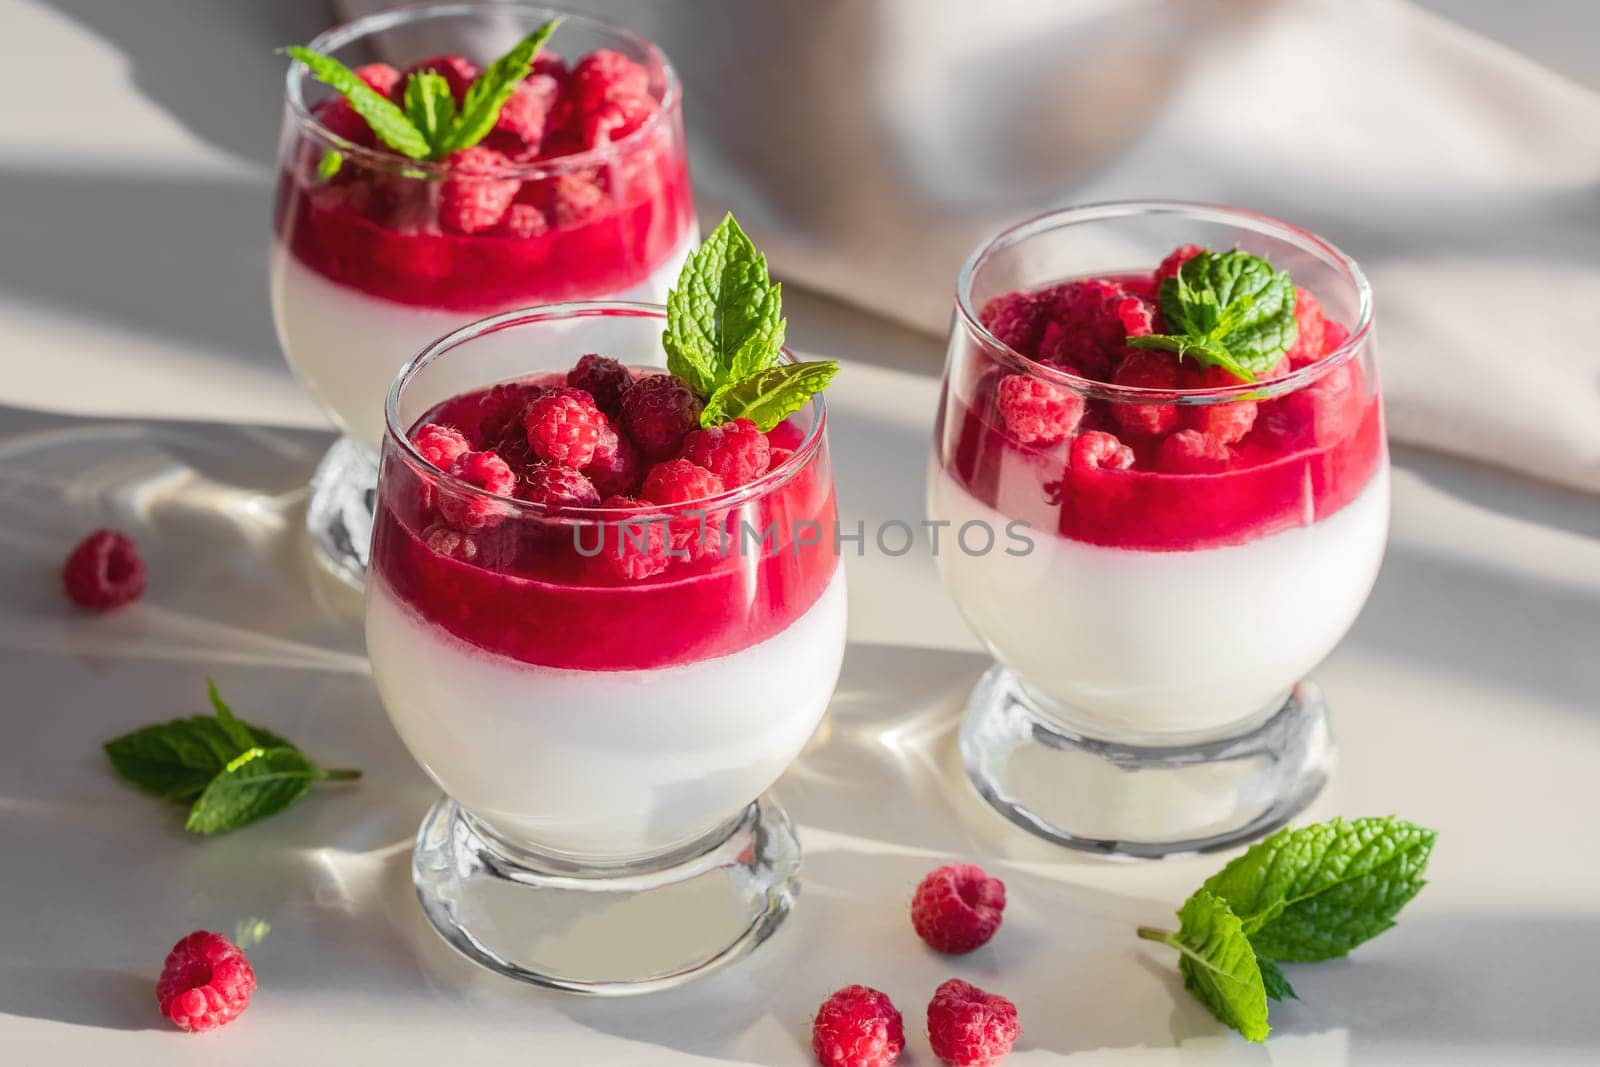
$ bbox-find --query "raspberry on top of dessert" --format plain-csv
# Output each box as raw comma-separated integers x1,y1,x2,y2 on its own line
279,19,693,309
949,245,1383,551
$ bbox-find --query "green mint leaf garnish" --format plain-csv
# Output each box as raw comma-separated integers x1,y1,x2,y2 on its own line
664,214,787,399
440,19,560,155
1127,248,1298,380
1137,816,1435,1043
1201,815,1437,962
283,46,431,160
402,71,458,155
315,149,342,182
185,746,324,835
1139,891,1271,1044
700,360,839,432
1257,956,1299,1003
105,681,359,834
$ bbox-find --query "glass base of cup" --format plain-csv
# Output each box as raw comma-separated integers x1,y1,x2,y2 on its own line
306,435,377,591
959,665,1333,859
411,794,801,994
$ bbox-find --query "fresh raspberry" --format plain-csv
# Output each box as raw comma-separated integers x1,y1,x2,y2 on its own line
567,354,633,418
593,495,671,580
1160,429,1232,473
680,418,771,487
812,985,905,1067
157,931,256,1034
1321,319,1350,355
475,381,545,445
1109,350,1180,436
994,374,1084,445
523,389,611,468
642,458,726,506
1180,364,1257,443
402,54,478,104
499,202,549,239
1154,243,1204,287
493,73,559,149
1259,361,1364,450
926,979,1020,1067
440,146,520,235
622,374,703,460
1284,287,1330,368
411,422,472,471
979,291,1049,357
1036,279,1155,380
569,49,650,114
767,446,796,471
1069,430,1135,471
532,51,568,81
584,429,643,497
423,523,480,563
62,529,146,611
911,863,1007,954
312,63,400,146
583,93,659,147
544,173,607,227
440,450,515,530
517,463,601,507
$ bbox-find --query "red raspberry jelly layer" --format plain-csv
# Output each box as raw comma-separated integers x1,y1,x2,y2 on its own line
371,414,838,671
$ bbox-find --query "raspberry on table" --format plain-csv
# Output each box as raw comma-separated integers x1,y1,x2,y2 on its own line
157,931,256,1034
569,49,650,114
978,291,1049,358
681,418,772,487
411,423,472,471
584,429,643,497
642,459,726,506
1069,430,1135,471
567,354,633,418
926,979,1020,1067
995,374,1084,445
440,146,520,235
401,54,478,103
1109,350,1180,437
593,495,670,580
1154,243,1203,287
523,389,611,468
440,450,516,530
812,985,905,1067
911,863,1007,954
1160,429,1232,473
517,463,601,508
622,373,703,460
1284,286,1328,367
62,529,146,611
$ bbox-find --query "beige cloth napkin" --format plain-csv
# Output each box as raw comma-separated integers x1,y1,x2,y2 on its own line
337,0,1600,494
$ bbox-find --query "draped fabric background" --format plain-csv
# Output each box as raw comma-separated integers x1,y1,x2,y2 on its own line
339,0,1600,495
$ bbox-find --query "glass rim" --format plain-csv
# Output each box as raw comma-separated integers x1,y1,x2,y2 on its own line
384,300,829,522
284,1,681,180
953,199,1375,405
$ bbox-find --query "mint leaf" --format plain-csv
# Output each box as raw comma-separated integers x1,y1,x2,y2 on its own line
1127,248,1297,379
1141,892,1271,1043
284,46,431,160
105,713,291,804
1257,956,1298,1002
403,71,457,154
315,150,342,182
701,360,837,431
185,746,324,835
1202,816,1437,962
441,19,560,155
208,679,259,752
664,214,786,398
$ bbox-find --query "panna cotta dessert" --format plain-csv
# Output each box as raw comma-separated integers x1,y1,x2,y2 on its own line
272,11,696,450
932,202,1387,856
369,217,844,990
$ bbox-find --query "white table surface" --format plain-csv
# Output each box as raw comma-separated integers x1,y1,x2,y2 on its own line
2,1,1598,1063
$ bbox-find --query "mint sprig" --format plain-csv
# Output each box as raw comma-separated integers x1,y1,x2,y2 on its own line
1137,816,1436,1043
663,214,837,430
105,681,359,835
284,18,559,161
1127,248,1298,380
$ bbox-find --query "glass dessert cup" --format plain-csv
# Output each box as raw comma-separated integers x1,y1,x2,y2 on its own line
369,303,845,992
928,201,1388,859
271,3,697,589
